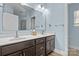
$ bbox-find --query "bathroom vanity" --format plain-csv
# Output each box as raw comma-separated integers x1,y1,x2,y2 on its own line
0,34,55,56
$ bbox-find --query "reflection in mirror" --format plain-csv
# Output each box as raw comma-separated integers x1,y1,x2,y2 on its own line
0,3,45,38
1,3,45,31
2,3,35,31
31,16,35,30
19,20,26,30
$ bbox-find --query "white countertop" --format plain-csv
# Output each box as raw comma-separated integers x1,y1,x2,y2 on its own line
0,33,55,46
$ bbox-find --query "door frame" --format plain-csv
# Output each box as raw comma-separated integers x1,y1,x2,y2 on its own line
64,4,68,56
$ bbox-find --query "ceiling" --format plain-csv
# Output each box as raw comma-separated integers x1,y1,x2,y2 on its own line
27,3,47,9
4,3,34,15
4,3,48,11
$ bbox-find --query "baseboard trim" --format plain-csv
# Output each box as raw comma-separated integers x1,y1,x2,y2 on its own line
54,49,68,56
69,45,79,50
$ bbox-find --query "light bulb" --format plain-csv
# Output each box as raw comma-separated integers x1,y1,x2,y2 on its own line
21,3,29,6
42,7,45,10
38,5,41,8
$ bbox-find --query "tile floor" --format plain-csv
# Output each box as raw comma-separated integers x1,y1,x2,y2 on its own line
48,48,79,56
68,48,79,56
48,52,62,56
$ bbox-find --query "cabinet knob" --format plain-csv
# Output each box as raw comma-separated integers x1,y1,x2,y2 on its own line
40,54,43,56
23,52,25,56
40,47,44,50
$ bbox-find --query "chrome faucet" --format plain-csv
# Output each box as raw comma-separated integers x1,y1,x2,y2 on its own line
15,31,18,38
42,30,44,34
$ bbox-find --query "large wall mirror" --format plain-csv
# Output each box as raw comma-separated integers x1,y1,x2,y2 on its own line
0,3,45,34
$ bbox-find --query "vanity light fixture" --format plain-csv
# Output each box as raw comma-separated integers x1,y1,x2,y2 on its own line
21,3,28,6
36,4,49,15
35,4,45,12
21,3,33,9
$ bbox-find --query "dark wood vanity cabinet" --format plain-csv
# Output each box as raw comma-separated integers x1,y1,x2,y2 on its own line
0,39,35,56
23,46,35,56
46,35,55,55
7,51,23,56
36,43,45,56
0,35,55,56
36,38,45,56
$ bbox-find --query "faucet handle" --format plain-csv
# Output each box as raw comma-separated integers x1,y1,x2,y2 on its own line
42,30,44,34
15,31,18,38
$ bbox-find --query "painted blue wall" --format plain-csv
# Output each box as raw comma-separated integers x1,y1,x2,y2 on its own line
68,4,79,48
46,4,66,51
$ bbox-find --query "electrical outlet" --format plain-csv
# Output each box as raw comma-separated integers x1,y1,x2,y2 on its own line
41,25,43,28
49,24,52,27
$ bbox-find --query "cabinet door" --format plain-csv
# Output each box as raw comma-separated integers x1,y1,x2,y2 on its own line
23,46,35,56
46,40,51,54
46,40,55,54
6,51,23,56
51,39,55,51
36,43,45,56
2,40,35,56
46,36,55,55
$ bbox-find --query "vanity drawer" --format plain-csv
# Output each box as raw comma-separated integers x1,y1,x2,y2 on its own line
36,37,45,44
46,35,55,41
23,46,35,56
36,50,45,56
6,51,22,56
2,40,35,55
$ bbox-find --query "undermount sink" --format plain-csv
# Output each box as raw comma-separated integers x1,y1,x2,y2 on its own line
8,35,34,41
10,37,26,41
0,33,54,43
0,35,33,43
0,37,14,42
0,37,26,42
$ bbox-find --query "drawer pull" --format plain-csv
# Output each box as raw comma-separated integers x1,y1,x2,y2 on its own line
40,54,43,56
40,47,44,50
23,52,25,56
